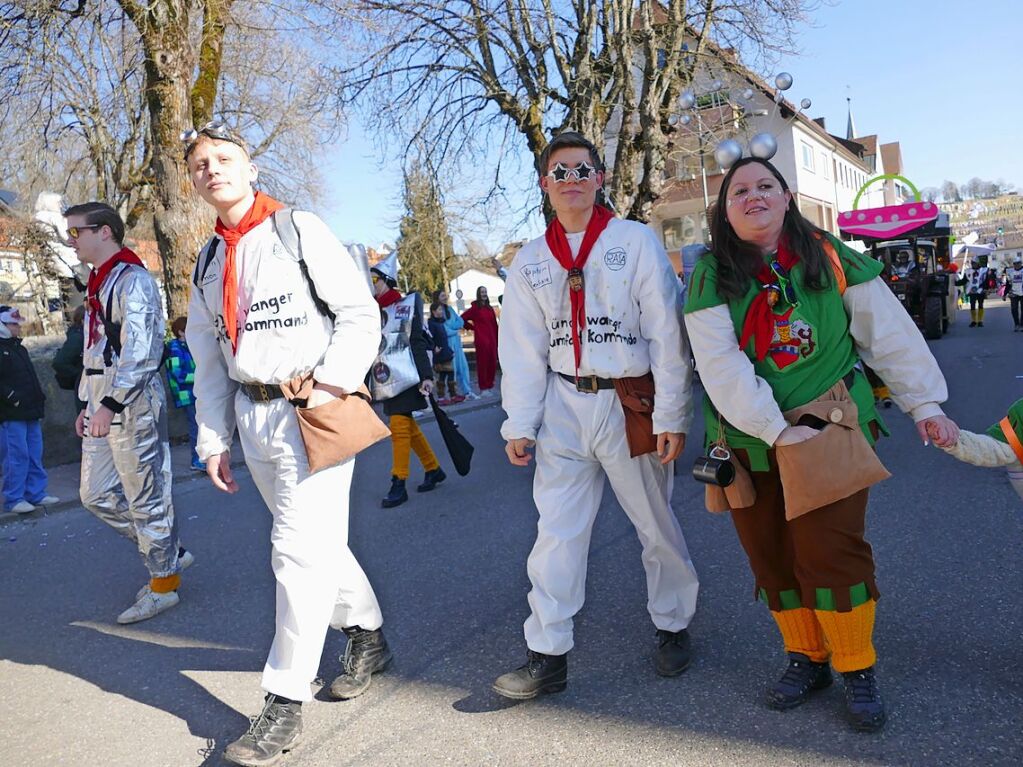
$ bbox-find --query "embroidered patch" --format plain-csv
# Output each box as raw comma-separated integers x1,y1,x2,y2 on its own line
604,247,627,271
521,261,553,290
768,308,816,369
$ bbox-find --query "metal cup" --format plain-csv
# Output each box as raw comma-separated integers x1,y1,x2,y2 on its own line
692,445,736,487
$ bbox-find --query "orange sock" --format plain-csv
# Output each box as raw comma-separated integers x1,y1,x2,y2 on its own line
814,600,877,672
772,608,829,662
150,574,181,593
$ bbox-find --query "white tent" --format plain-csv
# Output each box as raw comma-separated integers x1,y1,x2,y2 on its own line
447,268,505,312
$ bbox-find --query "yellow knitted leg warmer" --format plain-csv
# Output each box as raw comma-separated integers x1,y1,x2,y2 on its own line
771,608,829,663
814,600,877,672
390,415,413,479
409,419,440,472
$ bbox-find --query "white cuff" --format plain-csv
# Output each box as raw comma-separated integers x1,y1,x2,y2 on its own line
909,403,944,422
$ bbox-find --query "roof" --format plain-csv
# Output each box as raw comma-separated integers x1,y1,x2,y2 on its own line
854,135,879,155
0,190,16,212
879,142,903,175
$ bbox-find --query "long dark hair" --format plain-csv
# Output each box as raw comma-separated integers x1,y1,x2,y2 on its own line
709,157,831,301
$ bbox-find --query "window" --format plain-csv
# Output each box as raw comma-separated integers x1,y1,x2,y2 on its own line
801,142,815,172
662,216,699,251
821,152,830,179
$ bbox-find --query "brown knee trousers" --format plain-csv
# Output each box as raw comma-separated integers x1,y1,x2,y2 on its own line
730,448,879,613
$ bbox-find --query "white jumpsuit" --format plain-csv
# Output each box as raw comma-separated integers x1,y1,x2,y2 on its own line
500,217,700,656
187,212,382,702
79,262,179,581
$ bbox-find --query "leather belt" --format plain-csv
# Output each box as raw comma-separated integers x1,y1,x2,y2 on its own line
558,372,615,393
240,382,286,403
84,368,105,376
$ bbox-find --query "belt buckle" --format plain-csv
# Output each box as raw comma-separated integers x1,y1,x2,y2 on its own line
254,383,270,403
575,375,598,394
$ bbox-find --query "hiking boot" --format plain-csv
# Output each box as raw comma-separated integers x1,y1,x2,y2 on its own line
654,628,692,677
416,468,447,493
223,693,302,767
492,650,568,700
135,548,194,601
381,477,408,508
765,653,832,711
117,586,179,624
329,626,393,699
841,667,886,732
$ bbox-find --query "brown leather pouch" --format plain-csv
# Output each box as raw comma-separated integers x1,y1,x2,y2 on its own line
281,375,391,474
702,448,756,513
613,372,658,457
775,379,890,520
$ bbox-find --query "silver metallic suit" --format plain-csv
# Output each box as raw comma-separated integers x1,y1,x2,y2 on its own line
79,262,180,579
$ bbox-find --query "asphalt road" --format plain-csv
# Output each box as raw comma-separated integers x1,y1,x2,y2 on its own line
1,303,1020,767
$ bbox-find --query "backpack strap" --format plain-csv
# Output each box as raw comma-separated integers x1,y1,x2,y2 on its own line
271,209,337,324
821,239,847,295
100,266,130,366
191,236,221,289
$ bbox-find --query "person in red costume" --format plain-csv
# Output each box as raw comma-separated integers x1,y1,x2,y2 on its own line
461,286,499,394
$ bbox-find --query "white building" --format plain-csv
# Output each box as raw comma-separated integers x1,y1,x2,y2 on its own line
447,268,505,313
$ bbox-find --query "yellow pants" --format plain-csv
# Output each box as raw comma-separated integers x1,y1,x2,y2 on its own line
389,414,440,479
772,601,877,672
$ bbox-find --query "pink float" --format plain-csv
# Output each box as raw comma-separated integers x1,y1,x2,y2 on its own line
838,174,939,239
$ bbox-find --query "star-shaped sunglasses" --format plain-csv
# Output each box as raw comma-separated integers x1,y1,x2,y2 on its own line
546,161,598,183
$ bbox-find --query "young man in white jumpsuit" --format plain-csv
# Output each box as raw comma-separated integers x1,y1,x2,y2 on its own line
67,202,188,625
184,124,388,766
494,132,700,699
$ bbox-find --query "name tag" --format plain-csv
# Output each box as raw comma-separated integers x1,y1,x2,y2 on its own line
521,261,553,290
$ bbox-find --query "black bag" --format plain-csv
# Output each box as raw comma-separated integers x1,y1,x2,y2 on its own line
429,395,474,476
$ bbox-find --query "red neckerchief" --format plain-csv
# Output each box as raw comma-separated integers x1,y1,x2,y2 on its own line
739,237,799,362
214,191,285,354
375,288,402,308
544,205,614,372
86,247,145,348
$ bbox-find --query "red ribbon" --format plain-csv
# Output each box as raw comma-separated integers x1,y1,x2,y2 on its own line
544,205,614,373
738,237,800,361
86,247,145,348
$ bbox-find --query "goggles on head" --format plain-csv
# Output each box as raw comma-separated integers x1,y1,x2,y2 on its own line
181,122,247,160
546,161,598,183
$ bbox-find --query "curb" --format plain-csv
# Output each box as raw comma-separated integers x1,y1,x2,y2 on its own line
0,398,503,528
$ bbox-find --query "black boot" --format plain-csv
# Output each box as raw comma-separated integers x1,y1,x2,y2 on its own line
223,694,302,767
765,652,832,711
654,628,692,677
492,650,567,700
842,666,886,732
381,476,408,508
329,626,393,700
417,467,447,493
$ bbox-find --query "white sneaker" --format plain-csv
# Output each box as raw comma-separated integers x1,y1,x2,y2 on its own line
117,587,179,624
135,549,194,601
36,495,60,505
10,501,35,514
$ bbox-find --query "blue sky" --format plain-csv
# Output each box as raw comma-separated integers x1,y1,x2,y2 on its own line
318,0,1022,249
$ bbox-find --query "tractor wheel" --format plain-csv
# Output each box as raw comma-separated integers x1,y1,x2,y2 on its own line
924,295,943,339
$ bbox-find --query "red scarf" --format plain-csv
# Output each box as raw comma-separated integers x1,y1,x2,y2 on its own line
738,237,799,361
86,247,145,347
375,288,402,308
214,191,285,353
544,205,614,372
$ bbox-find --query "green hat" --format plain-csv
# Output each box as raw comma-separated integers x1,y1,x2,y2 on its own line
985,398,1023,464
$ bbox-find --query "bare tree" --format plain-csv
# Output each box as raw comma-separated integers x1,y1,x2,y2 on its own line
1,0,344,318
940,180,961,203
919,186,939,203
331,0,819,224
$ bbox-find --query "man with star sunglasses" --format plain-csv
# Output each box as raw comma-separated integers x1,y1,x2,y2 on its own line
493,131,700,699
